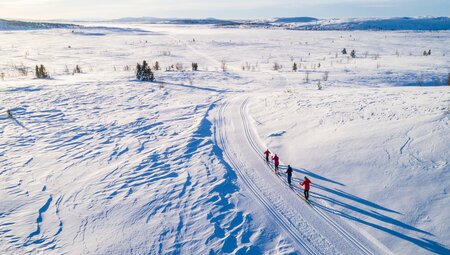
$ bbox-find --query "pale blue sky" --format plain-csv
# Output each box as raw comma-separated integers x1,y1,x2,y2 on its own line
0,0,449,20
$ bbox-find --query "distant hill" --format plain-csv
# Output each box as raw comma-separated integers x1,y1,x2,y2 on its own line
0,19,78,30
4,16,446,31
273,17,318,23
112,17,239,25
293,17,450,31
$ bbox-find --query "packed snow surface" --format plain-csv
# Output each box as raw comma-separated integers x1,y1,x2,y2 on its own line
1,23,449,255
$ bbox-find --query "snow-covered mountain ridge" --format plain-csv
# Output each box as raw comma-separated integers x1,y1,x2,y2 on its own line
112,16,450,31
229,16,450,31
2,16,449,31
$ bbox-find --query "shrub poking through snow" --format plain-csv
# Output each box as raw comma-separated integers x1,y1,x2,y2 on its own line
423,50,432,56
220,60,227,72
350,50,356,58
35,64,49,79
73,65,82,74
323,71,329,81
273,62,281,71
136,60,154,81
15,64,28,76
153,61,160,71
192,62,198,71
304,71,309,83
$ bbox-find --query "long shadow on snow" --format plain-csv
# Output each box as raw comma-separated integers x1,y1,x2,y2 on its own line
285,174,447,254
260,143,447,254
311,199,450,255
289,176,429,236
12,118,31,131
277,163,398,214
310,191,429,235
292,166,345,186
312,182,400,215
265,161,345,186
153,81,229,93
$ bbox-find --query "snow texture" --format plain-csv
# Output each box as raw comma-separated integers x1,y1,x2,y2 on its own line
0,21,449,255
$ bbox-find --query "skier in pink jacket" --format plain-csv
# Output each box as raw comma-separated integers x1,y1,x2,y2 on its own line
272,154,280,174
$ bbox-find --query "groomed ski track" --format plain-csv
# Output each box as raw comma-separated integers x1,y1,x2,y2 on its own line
213,95,391,255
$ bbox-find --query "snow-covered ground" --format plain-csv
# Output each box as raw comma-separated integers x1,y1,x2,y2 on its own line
1,23,449,254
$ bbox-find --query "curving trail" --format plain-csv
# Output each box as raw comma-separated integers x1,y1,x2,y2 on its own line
214,95,390,255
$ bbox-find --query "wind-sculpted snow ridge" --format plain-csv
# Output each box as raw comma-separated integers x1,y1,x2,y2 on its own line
0,77,262,254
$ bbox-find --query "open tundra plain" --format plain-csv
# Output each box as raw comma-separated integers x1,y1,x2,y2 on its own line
1,23,449,254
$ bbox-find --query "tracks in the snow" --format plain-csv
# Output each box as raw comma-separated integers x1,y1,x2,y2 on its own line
215,101,321,254
215,96,382,255
239,98,376,255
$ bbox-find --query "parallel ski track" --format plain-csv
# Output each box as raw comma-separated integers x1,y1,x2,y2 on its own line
239,97,376,255
215,100,321,255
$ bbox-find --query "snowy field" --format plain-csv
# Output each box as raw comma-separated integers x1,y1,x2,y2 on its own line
1,23,449,254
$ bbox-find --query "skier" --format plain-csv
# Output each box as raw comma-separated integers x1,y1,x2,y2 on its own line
285,165,293,186
6,109,12,118
263,149,271,162
300,176,311,200
272,154,279,174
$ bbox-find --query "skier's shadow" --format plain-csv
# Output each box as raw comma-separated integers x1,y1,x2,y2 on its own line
291,166,345,186
11,117,30,131
283,166,449,255
310,196,449,255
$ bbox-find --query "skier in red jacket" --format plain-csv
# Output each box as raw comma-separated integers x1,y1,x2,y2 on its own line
300,176,311,200
272,154,279,174
263,149,271,163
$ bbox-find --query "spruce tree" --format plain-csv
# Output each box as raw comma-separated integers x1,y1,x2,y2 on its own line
136,60,154,81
